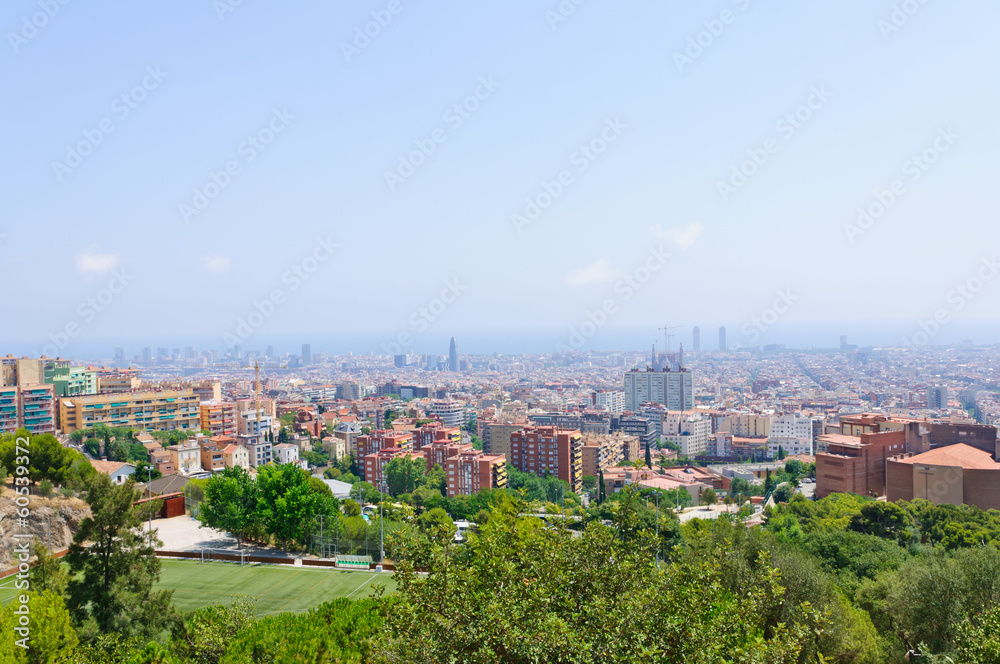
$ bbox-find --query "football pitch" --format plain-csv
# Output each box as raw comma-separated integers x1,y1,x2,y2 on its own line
0,560,397,616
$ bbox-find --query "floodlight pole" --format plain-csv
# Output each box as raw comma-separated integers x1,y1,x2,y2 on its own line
147,465,153,548
655,491,659,569
380,480,386,562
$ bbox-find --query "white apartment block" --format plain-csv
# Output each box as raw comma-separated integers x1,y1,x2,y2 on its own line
237,410,274,437
431,400,464,428
273,443,300,465
623,370,693,411
661,414,712,458
592,390,625,414
767,413,814,457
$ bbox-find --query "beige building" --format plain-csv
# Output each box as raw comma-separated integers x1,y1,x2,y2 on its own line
58,389,200,434
482,422,526,458
168,441,202,474
223,443,250,470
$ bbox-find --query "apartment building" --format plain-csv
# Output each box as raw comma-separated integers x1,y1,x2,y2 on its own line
96,369,141,393
238,433,272,468
411,424,461,450
425,440,473,471
0,384,56,435
510,426,584,493
357,431,413,480
591,390,625,414
623,368,693,411
580,433,626,477
662,413,712,458
199,438,226,472
200,400,236,436
430,400,464,428
768,413,814,457
363,448,425,490
57,389,200,434
481,422,523,458
445,449,507,496
719,413,772,438
48,365,98,397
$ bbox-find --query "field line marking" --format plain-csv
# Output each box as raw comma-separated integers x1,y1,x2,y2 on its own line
345,575,377,599
259,568,302,596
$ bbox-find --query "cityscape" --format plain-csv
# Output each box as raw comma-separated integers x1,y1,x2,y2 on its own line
3,1,1000,663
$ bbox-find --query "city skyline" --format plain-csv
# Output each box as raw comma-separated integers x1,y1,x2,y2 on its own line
3,2,999,356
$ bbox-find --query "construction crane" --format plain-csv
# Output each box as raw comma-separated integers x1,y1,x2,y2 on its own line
658,325,682,354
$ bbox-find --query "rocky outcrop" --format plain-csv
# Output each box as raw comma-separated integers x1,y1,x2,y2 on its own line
0,486,90,568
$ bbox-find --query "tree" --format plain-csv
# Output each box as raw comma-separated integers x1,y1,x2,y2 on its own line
777,446,786,460
644,442,652,469
700,487,717,510
134,459,162,483
198,466,260,550
277,427,288,444
385,456,426,497
256,464,338,549
350,481,382,505
784,459,804,477
772,484,794,503
170,596,256,664
598,468,607,504
0,590,78,663
380,491,822,663
764,469,773,493
29,540,69,596
66,473,177,639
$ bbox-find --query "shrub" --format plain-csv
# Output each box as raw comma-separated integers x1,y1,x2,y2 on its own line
38,479,54,497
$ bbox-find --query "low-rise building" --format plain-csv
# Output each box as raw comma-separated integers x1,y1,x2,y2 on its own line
222,443,250,470
274,443,300,466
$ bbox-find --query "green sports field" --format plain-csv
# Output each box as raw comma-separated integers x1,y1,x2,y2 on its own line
1,560,397,615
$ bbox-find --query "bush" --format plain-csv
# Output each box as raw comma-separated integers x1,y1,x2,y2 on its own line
60,487,76,499
38,479,54,497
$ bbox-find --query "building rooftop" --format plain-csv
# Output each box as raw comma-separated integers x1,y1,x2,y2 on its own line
890,443,1000,470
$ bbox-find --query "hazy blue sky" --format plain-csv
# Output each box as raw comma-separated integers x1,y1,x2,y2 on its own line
3,0,999,357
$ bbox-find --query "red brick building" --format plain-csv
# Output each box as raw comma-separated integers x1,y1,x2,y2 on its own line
425,440,473,472
411,424,461,450
363,448,425,490
445,449,507,496
815,430,906,498
886,444,1000,510
510,426,584,493
357,430,414,476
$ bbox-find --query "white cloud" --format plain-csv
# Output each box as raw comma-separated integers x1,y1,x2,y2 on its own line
562,259,618,286
650,222,704,250
75,249,121,274
201,256,232,273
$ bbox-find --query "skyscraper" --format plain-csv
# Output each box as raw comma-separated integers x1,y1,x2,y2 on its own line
692,326,700,351
718,326,727,351
927,386,948,409
449,337,459,372
302,343,311,364
114,347,126,365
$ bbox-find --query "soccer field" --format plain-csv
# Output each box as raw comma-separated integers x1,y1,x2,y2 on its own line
156,560,397,615
1,560,397,615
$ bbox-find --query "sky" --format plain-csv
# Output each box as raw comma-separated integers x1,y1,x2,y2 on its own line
2,0,1000,358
